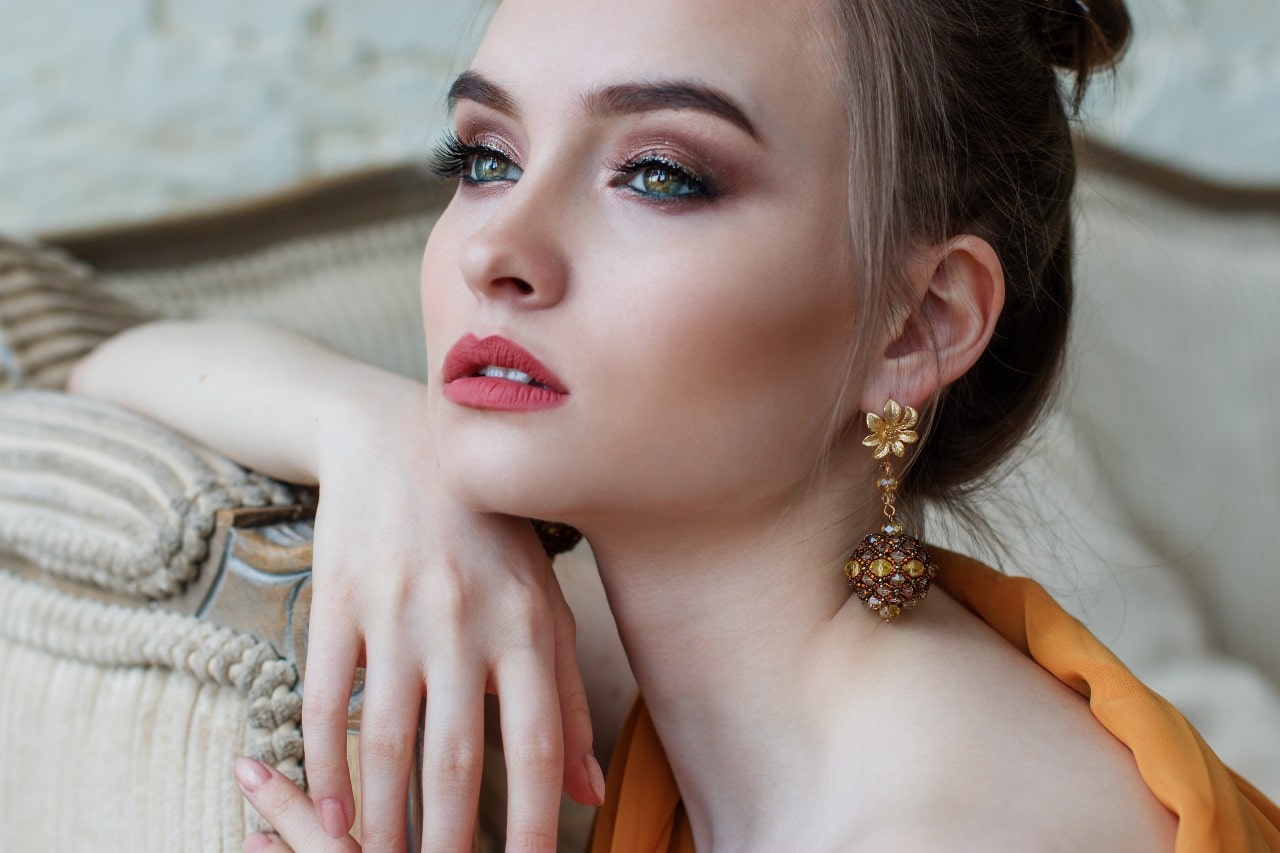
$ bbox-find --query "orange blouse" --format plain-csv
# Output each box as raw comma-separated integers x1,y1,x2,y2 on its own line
590,551,1280,852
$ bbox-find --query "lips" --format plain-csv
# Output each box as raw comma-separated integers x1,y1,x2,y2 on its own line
442,334,569,411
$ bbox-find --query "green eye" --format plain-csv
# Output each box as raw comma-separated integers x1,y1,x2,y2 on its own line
467,152,523,183
624,160,703,199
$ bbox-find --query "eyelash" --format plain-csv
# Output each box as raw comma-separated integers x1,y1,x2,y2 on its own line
610,155,713,202
428,132,508,182
428,132,715,203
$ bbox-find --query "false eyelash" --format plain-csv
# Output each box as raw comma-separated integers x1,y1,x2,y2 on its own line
428,131,477,180
611,154,716,201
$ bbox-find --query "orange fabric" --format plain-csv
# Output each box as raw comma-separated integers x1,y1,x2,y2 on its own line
589,550,1280,852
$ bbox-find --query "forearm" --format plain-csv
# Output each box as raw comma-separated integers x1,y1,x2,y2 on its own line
67,319,427,485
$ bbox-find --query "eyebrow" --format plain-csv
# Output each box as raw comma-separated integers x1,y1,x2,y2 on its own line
446,71,759,140
585,81,759,140
447,71,518,116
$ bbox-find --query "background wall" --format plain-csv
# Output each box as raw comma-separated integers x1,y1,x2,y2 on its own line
0,0,490,235
1,0,1277,236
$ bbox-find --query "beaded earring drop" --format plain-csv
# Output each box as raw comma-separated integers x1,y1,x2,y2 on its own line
844,400,938,622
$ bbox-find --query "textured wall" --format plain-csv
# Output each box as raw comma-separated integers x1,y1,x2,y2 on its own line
0,0,1277,235
0,0,489,235
1081,0,1280,185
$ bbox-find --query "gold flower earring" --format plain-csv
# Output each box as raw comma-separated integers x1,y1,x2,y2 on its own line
844,400,938,622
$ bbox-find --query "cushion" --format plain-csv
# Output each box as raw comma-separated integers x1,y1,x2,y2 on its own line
0,561,304,851
0,238,151,390
0,390,298,599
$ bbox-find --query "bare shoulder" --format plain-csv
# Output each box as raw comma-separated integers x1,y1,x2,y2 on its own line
854,592,1179,851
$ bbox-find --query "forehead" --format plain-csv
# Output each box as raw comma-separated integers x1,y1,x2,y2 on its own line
470,0,843,140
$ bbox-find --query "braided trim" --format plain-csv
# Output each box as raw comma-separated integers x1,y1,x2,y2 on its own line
0,567,305,831
0,390,297,599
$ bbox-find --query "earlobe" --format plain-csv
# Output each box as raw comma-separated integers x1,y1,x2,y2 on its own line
861,236,1005,412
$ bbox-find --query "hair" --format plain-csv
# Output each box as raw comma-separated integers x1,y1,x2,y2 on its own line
824,0,1131,509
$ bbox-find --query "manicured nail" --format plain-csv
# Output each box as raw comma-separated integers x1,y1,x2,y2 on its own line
318,797,351,839
585,752,607,806
235,756,271,794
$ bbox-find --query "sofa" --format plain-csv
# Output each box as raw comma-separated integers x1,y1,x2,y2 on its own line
1,141,1277,851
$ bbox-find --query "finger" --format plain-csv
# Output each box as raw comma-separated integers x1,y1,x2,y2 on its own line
235,757,357,853
357,650,423,853
302,603,361,839
419,667,486,853
244,832,294,853
547,583,603,807
496,643,563,853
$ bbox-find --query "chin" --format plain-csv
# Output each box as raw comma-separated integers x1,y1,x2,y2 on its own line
437,436,584,521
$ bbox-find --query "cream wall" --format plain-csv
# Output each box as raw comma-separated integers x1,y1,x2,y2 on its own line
0,0,1277,236
1081,0,1280,183
0,0,489,235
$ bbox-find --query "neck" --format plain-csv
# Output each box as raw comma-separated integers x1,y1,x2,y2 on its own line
579,487,930,848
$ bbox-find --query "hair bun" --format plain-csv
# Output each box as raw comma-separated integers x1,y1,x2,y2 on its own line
1030,0,1132,108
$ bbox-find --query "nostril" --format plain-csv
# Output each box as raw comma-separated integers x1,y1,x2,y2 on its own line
485,276,535,297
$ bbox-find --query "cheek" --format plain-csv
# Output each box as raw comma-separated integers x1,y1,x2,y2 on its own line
576,212,861,488
419,209,471,372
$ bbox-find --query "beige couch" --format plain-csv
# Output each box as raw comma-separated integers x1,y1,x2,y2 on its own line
1,144,1277,851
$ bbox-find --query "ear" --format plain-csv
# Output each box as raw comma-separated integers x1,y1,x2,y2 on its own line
860,235,1005,412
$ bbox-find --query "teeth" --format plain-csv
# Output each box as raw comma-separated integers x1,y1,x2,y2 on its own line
478,365,535,384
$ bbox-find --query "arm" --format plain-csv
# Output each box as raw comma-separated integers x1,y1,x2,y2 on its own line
70,319,608,850
68,318,392,485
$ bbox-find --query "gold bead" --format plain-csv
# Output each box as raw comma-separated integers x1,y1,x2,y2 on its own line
871,559,895,578
905,559,925,578
879,604,901,621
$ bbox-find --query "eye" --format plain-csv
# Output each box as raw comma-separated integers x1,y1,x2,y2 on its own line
617,158,708,200
429,132,523,185
467,151,523,184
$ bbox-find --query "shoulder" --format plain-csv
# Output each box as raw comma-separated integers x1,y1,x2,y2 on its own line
867,586,1178,850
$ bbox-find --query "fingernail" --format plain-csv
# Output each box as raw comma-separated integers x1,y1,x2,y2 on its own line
235,756,271,794
585,752,607,806
318,797,350,839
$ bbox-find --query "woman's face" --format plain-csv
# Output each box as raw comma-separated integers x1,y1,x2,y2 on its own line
422,0,865,526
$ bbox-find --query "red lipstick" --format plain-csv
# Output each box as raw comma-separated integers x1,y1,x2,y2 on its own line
442,334,569,412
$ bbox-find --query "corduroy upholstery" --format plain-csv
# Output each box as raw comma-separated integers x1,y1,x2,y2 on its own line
1,150,1278,851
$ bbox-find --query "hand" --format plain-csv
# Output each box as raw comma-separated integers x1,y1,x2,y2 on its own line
236,756,356,852
67,323,602,846
300,386,604,851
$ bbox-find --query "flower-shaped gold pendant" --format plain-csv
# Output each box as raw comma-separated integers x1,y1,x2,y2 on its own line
862,400,919,460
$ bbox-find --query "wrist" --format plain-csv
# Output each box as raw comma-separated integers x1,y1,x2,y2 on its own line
313,366,434,485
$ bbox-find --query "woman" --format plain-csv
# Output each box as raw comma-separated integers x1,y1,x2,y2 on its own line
70,0,1280,849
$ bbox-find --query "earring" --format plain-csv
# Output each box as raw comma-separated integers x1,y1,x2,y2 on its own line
844,400,938,622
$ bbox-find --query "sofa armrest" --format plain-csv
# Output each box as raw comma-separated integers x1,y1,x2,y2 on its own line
0,239,152,391
0,389,590,850
0,390,300,599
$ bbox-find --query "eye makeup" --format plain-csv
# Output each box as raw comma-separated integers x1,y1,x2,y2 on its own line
429,131,523,185
608,153,714,202
430,120,740,208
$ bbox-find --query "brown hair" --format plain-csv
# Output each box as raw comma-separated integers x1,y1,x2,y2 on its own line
826,0,1130,506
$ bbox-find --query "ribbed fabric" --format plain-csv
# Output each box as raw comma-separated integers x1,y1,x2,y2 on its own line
0,238,151,390
95,214,437,382
0,567,304,850
2,160,1277,847
0,390,296,599
590,552,1280,852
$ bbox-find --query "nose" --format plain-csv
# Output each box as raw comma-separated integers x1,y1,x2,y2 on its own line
459,184,570,309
